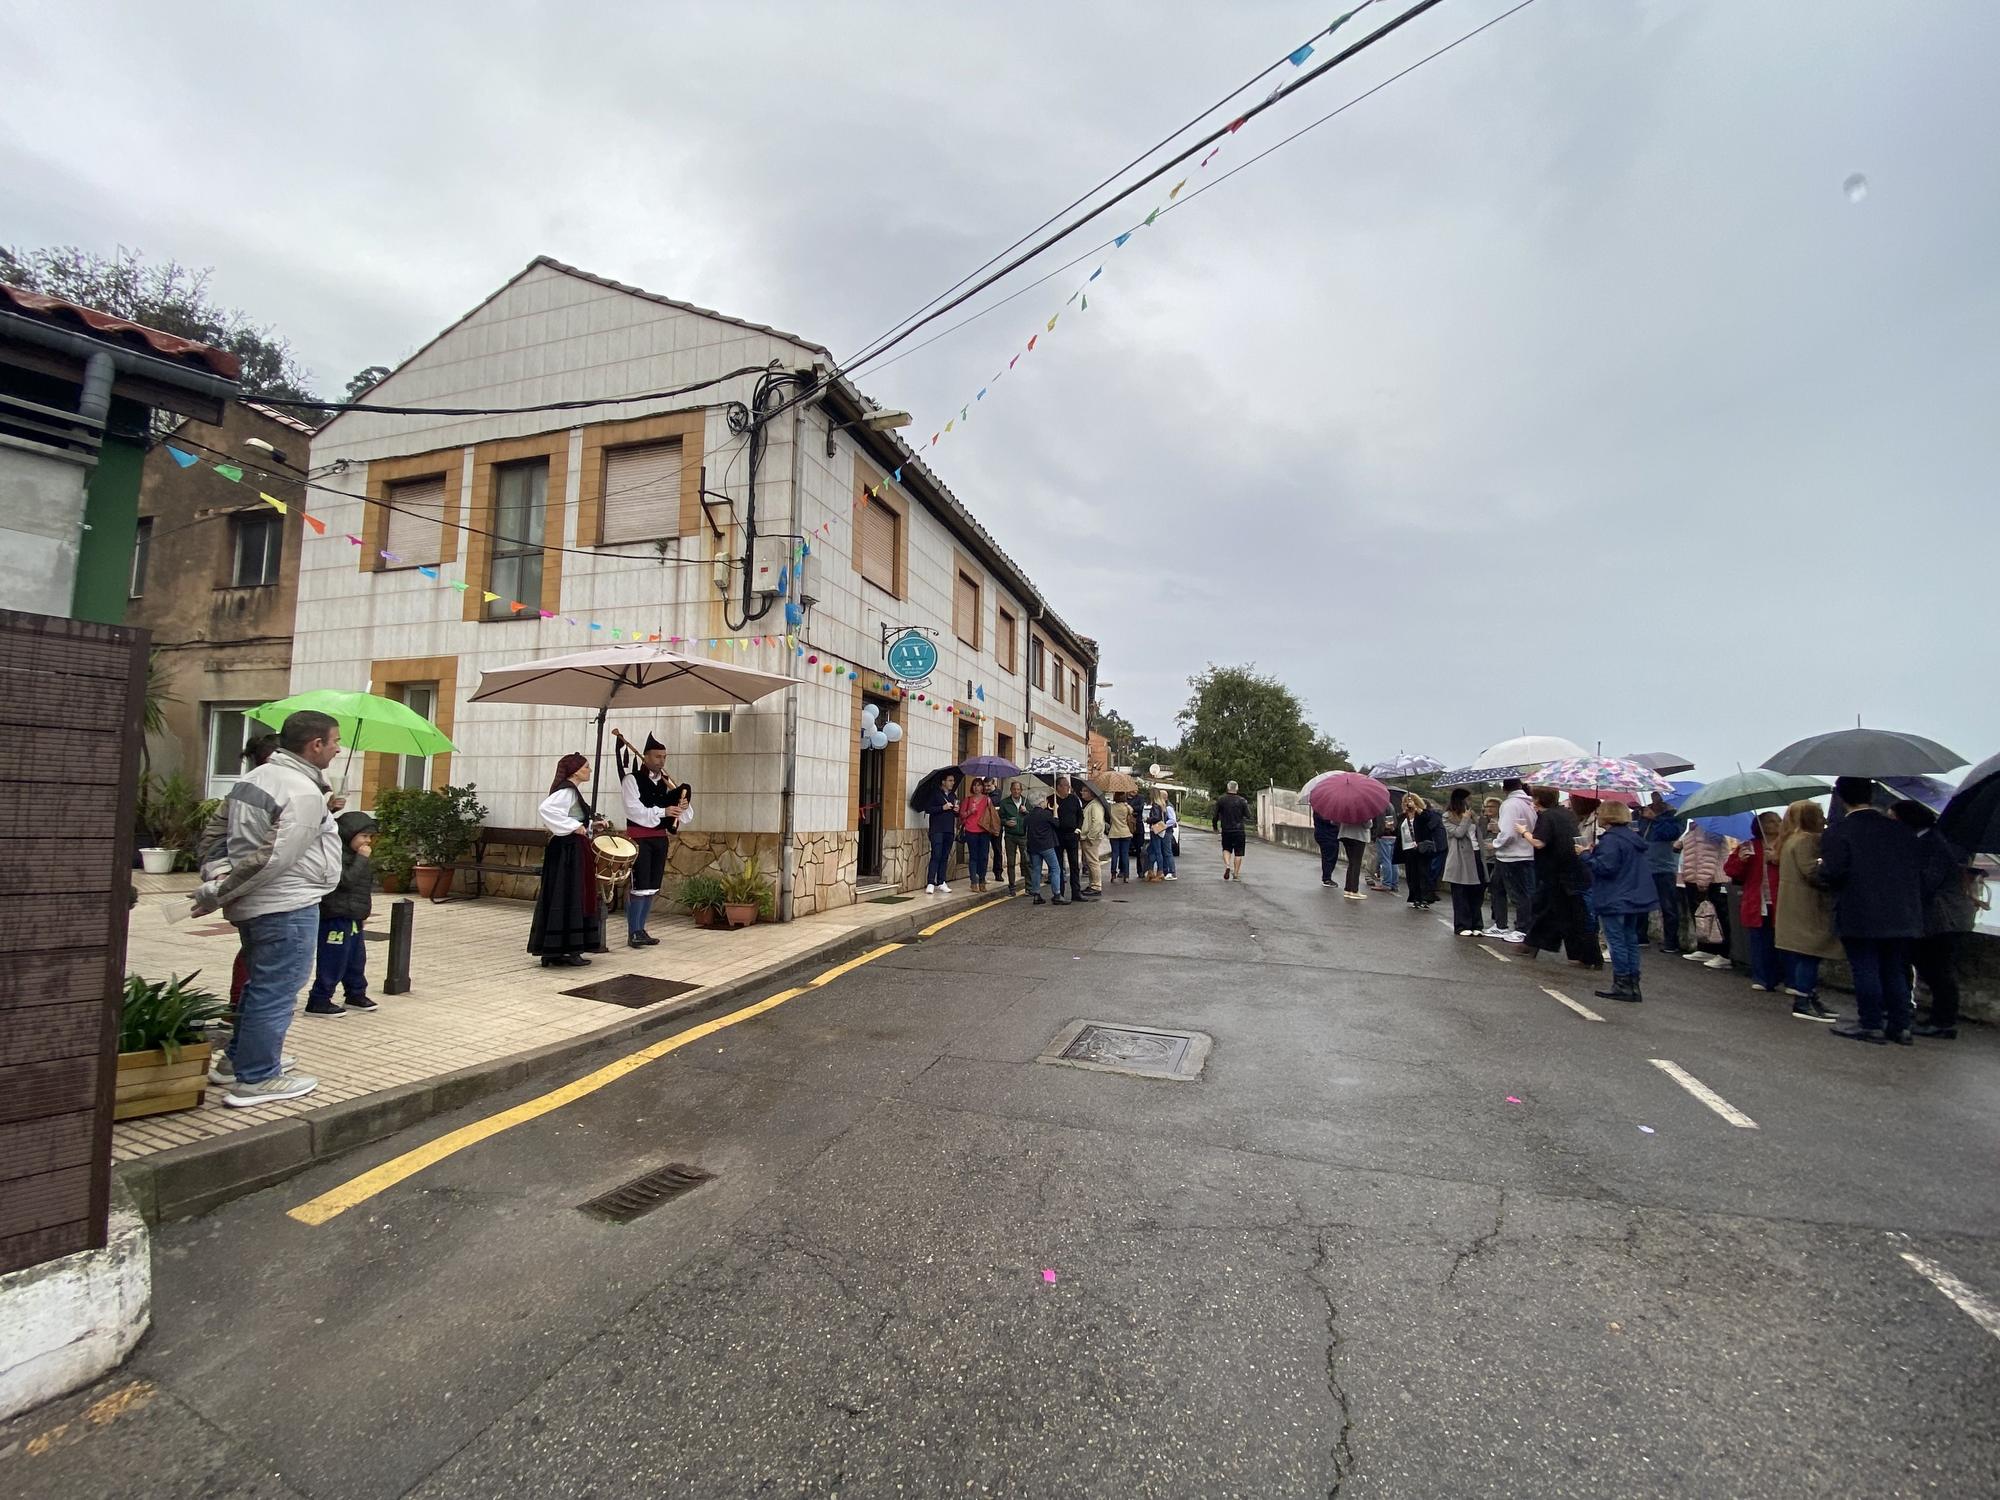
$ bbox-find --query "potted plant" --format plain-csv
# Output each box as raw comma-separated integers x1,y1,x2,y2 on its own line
135,771,215,873
718,856,771,929
378,783,487,899
117,971,230,1120
677,874,726,929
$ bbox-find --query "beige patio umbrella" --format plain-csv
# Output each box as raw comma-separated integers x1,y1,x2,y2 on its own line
470,644,794,816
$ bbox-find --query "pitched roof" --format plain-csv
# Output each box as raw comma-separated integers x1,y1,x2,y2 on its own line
241,399,318,436
0,282,242,379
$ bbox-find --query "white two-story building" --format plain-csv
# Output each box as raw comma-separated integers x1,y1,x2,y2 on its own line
296,257,1095,914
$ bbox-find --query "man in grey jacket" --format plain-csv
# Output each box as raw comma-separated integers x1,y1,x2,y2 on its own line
192,710,344,1106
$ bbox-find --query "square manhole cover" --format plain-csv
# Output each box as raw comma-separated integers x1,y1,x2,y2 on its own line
560,975,700,1008
1037,1020,1211,1081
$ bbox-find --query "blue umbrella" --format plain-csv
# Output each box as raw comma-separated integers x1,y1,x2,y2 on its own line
1664,779,1755,842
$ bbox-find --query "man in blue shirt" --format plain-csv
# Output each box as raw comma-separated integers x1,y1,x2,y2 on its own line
1637,795,1688,953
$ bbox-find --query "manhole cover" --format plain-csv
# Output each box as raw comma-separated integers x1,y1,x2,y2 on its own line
1037,1020,1211,1081
579,1162,714,1223
560,975,700,1008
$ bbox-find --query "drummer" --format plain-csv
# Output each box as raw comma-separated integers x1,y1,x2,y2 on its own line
614,728,676,948
529,753,608,968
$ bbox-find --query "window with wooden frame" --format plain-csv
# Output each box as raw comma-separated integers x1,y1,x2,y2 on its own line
486,459,548,619
1052,655,1066,705
1031,635,1045,690
598,439,682,545
953,569,981,649
231,512,281,587
995,606,1017,673
859,496,900,596
383,474,447,567
996,729,1014,764
1071,676,1081,712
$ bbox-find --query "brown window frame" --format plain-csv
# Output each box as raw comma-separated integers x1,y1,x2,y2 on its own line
995,606,1017,674
1031,635,1046,691
853,461,909,601
953,565,982,650
577,407,704,548
360,444,465,573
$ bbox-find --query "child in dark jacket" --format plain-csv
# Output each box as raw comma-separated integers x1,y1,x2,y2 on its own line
306,810,378,1016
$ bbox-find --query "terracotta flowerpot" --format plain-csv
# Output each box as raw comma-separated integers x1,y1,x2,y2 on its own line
380,873,406,894
115,1040,213,1120
723,902,758,929
412,865,452,899
692,907,719,929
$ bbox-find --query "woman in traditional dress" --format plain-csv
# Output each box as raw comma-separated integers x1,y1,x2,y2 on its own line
529,752,604,967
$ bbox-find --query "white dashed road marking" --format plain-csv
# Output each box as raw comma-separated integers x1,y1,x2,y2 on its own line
1478,945,1511,963
1540,986,1605,1022
1889,1235,2000,1343
1648,1058,1759,1129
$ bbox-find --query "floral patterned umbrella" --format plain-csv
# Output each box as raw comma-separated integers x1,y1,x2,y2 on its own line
1527,756,1677,806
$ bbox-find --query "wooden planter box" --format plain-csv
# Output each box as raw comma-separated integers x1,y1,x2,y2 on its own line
114,1040,213,1121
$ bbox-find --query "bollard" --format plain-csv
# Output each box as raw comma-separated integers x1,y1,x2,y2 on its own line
385,897,414,995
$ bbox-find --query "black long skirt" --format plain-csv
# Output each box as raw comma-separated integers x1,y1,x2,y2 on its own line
528,832,600,956
1525,882,1598,964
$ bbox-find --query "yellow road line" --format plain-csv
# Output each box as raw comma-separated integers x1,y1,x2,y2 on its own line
808,942,906,986
918,895,1012,938
288,956,890,1226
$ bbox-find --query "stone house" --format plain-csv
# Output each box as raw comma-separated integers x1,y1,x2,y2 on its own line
296,257,1094,914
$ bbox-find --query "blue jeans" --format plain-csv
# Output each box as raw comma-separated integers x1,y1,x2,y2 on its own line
307,916,368,1005
927,824,954,886
1031,847,1063,898
1601,910,1645,977
1110,838,1131,879
1746,922,1782,988
1375,838,1398,889
1842,936,1914,1033
964,831,991,883
1151,832,1176,875
1784,952,1822,997
230,905,318,1083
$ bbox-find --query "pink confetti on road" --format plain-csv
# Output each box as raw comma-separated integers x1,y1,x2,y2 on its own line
1042,1269,1058,1284
1505,1096,1522,1104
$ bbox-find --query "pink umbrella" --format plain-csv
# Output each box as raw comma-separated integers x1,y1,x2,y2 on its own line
1306,772,1392,825
1528,756,1677,806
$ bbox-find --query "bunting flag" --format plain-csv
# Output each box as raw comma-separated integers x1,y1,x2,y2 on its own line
259,492,287,515
417,565,439,579
213,464,243,483
346,534,363,546
166,445,199,468
302,514,326,535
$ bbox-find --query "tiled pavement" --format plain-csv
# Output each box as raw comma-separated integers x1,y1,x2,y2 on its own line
118,874,940,1162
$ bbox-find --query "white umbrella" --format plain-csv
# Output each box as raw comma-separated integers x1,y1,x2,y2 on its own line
1467,734,1590,772
470,644,793,815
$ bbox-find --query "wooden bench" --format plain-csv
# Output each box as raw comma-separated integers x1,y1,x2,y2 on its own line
435,825,548,903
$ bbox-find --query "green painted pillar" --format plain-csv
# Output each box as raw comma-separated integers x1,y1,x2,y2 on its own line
70,404,147,625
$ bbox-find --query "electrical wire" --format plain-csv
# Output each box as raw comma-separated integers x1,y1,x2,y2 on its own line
243,364,774,418
856,0,1538,381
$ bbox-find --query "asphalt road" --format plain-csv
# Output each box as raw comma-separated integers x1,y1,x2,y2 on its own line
7,829,1998,1499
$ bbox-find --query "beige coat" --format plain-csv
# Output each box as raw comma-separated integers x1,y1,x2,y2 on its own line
1774,832,1840,959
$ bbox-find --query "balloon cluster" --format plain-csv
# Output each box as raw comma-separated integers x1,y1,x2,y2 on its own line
859,702,905,752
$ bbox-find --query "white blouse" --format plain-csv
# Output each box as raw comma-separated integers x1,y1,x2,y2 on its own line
539,787,588,837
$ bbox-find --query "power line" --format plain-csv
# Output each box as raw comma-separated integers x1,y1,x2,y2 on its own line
247,363,772,418
855,0,1538,382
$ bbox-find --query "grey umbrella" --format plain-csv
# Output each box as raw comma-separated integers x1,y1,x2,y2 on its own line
1625,751,1696,776
1940,751,2000,855
1761,726,1966,778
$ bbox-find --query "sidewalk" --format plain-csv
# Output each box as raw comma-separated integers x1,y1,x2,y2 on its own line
118,873,992,1217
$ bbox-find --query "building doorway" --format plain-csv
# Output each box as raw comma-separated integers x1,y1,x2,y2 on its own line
858,696,894,881
956,716,977,766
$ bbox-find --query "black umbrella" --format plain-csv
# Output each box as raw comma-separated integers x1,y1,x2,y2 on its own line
908,764,963,813
1940,751,2000,855
1626,750,1696,776
1762,726,1966,778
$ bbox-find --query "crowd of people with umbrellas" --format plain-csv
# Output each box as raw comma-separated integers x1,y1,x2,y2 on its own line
1303,730,1994,1041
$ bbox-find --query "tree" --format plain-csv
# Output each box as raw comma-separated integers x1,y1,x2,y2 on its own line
1174,664,1347,793
0,244,319,403
344,365,392,403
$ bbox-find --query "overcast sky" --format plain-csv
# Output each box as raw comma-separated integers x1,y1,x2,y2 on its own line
7,0,1995,777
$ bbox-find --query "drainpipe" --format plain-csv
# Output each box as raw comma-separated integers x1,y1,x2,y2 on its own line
77,351,114,432
777,387,814,922
1024,598,1045,759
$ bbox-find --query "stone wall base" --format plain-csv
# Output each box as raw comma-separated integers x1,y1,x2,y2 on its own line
0,1183,150,1423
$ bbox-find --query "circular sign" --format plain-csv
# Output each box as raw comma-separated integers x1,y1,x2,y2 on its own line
886,630,938,684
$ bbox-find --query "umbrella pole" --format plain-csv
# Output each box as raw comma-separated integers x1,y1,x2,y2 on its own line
590,705,610,954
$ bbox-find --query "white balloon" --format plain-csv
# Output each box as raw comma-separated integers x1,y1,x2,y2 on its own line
883,722,904,742
872,730,890,749
861,703,880,722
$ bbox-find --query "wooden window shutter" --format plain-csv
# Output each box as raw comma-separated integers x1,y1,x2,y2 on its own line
860,498,896,593
954,572,978,645
384,476,446,565
601,441,681,545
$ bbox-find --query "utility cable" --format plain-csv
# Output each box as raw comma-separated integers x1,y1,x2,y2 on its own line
246,364,772,418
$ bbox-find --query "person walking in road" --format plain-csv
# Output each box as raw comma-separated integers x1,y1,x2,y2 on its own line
1215,781,1251,881
922,770,961,894
1444,789,1487,935
1026,793,1067,905
304,811,379,1016
1811,777,1927,1044
1893,799,1977,1040
191,710,345,1107
1636,794,1687,953
1313,808,1340,886
1582,801,1657,1002
1338,818,1371,899
1054,776,1085,897
1000,780,1031,895
1773,800,1840,1022
1679,817,1733,970
1398,793,1443,910
1108,791,1135,883
1485,778,1537,942
1725,812,1786,993
1516,787,1600,968
959,776,995,893
1371,808,1399,893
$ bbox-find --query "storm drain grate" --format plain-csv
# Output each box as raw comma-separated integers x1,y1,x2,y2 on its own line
1037,1021,1212,1081
579,1163,715,1223
560,975,700,1008
868,894,915,905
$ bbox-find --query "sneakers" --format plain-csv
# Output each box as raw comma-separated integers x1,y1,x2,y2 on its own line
1457,930,1477,938
209,1052,296,1084
344,995,379,1013
1749,983,1770,993
302,1001,346,1018
938,883,952,894
1502,930,1526,944
1344,892,1365,901
1703,956,1732,970
1033,895,1047,906
1163,873,1176,881
1791,998,1837,1023
925,883,936,894
1480,926,1510,939
1224,869,1233,881
1683,950,1710,961
223,1071,319,1108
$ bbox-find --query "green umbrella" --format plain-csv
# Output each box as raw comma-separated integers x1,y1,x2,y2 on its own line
1674,768,1828,820
249,690,456,760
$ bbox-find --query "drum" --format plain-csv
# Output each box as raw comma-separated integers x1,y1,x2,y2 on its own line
591,834,638,886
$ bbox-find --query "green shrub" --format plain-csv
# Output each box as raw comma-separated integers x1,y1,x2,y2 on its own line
120,971,229,1061
677,874,726,915
375,783,487,868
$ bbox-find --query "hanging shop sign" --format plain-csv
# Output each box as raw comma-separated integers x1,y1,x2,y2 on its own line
883,627,939,686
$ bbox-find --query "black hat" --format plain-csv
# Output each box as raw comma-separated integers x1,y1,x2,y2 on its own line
643,732,665,754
